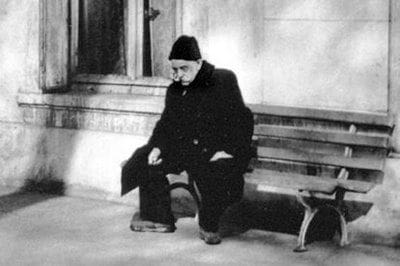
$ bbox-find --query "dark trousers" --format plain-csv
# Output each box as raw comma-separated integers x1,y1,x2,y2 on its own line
135,148,248,233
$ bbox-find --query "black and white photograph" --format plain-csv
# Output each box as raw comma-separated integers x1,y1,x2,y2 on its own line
0,0,399,265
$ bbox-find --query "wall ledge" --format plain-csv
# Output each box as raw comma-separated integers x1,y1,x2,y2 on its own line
16,92,396,140
16,92,164,135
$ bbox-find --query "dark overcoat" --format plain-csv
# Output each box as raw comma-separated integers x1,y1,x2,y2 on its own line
121,61,254,195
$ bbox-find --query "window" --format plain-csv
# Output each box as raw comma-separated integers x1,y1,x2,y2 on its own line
38,0,182,92
69,0,182,87
77,0,126,75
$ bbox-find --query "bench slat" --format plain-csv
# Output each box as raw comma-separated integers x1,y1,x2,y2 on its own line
249,104,394,127
250,158,384,184
245,169,376,194
337,179,376,193
254,124,389,148
245,169,337,193
257,147,384,171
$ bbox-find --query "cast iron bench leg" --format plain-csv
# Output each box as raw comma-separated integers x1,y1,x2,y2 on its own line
337,207,349,246
294,192,349,252
335,189,349,247
294,193,319,252
167,174,201,215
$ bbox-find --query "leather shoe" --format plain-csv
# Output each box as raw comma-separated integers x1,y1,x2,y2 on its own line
199,227,221,245
130,212,176,233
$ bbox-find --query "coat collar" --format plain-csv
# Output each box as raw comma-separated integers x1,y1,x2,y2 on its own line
172,60,215,91
188,60,215,88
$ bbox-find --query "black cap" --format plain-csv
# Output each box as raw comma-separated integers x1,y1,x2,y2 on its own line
168,35,201,61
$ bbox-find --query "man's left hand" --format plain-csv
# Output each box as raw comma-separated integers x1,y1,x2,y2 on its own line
210,151,233,162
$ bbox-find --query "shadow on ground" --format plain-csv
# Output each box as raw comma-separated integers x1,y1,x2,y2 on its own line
0,179,65,218
172,188,374,245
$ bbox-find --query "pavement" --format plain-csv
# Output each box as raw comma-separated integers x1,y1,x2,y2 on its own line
0,186,399,266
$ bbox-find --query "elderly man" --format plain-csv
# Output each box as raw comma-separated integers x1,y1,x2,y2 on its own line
121,35,254,244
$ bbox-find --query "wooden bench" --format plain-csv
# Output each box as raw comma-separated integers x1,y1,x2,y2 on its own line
168,104,394,252
247,104,394,251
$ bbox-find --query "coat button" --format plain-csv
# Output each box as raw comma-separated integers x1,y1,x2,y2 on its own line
193,139,199,145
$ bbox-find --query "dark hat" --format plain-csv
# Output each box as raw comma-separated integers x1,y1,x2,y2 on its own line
168,35,201,61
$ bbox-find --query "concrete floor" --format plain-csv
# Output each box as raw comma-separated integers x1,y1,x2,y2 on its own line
0,187,399,266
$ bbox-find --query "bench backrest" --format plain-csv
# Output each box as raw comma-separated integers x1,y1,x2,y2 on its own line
248,104,395,194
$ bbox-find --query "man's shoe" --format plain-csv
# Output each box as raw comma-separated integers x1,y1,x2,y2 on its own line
199,227,221,245
130,212,176,233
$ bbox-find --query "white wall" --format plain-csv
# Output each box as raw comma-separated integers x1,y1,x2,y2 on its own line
183,0,389,112
0,0,39,123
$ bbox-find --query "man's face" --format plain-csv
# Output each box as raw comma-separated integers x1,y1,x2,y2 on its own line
170,59,201,86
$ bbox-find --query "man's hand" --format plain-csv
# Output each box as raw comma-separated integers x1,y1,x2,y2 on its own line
148,147,162,165
209,151,233,162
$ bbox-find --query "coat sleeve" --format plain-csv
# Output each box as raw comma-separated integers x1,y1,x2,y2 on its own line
216,71,254,158
147,87,173,154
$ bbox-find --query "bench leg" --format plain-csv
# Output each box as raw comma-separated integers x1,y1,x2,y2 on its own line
328,205,349,247
321,204,349,247
168,182,201,208
188,178,202,210
334,189,349,247
294,193,320,252
338,211,349,246
294,189,350,252
166,174,202,221
294,206,319,252
189,179,201,223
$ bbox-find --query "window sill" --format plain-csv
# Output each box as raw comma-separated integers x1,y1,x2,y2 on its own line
73,74,171,86
17,92,165,115
71,74,170,96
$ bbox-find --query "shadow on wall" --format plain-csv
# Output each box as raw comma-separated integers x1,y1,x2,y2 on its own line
5,94,88,214
23,102,80,195
0,88,98,214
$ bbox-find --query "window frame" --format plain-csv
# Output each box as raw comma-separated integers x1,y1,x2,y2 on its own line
69,0,183,91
